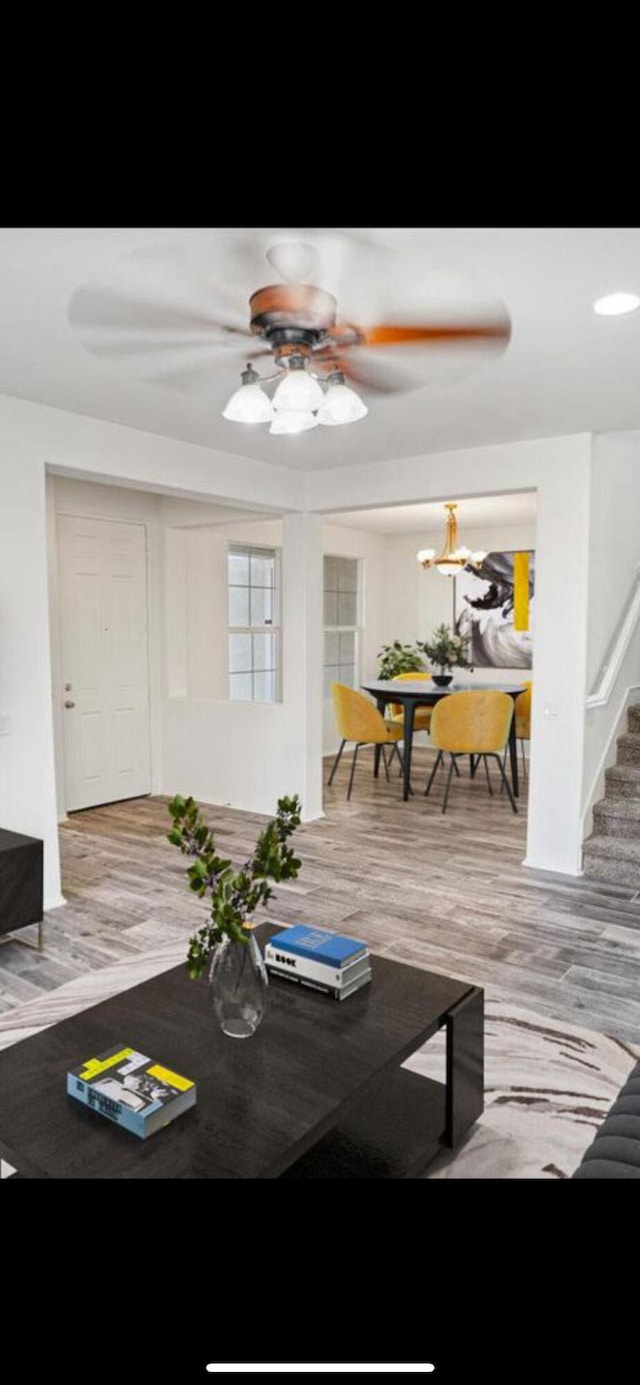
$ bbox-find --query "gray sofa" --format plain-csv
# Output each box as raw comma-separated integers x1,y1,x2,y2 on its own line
573,1055,640,1177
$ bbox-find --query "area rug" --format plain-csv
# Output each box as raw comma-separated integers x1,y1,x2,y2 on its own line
404,1000,639,1179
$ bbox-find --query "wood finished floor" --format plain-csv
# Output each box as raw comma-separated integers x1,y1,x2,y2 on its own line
3,745,640,1041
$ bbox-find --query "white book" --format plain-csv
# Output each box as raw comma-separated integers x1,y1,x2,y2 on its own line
265,942,370,990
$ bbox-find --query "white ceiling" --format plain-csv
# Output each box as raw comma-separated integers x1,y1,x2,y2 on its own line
329,491,537,535
1,227,640,472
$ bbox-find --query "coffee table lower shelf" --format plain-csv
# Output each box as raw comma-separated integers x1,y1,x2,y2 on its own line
281,1068,447,1179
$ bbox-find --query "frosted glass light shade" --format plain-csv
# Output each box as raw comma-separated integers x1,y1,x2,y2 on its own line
435,562,460,576
471,549,488,563
317,382,368,426
223,383,274,423
269,410,318,435
272,370,325,412
416,549,436,564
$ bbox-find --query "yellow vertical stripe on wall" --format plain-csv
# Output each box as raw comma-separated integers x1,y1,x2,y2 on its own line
513,551,529,631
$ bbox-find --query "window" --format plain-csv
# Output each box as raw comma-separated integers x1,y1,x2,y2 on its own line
323,555,361,696
228,545,280,702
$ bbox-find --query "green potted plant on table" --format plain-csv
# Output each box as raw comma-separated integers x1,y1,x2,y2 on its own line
167,793,302,1039
418,623,471,686
377,640,425,680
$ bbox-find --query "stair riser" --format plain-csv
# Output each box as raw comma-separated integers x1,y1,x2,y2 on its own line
584,854,640,888
592,813,640,840
628,705,640,734
618,741,640,767
604,772,640,800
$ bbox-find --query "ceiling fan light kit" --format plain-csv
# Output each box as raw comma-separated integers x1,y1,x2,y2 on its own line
69,237,511,440
416,502,487,576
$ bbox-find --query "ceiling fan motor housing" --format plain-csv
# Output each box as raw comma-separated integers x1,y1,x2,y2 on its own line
249,284,337,362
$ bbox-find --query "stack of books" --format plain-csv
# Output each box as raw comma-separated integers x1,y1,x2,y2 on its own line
265,925,371,1001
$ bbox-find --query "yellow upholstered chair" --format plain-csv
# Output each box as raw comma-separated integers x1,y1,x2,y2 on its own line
329,682,405,800
387,672,434,731
426,690,517,814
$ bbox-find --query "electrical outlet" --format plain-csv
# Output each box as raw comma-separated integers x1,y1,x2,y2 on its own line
543,702,560,719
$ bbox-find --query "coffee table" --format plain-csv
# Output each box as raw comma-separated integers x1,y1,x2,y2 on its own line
0,925,483,1179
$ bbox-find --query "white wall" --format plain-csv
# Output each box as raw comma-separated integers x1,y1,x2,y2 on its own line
582,432,640,833
307,435,592,876
0,394,304,910
586,432,640,691
162,515,324,821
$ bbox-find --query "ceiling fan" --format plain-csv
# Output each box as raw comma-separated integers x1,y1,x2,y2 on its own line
68,234,512,435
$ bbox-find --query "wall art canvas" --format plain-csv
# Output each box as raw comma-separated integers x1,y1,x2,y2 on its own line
454,550,535,669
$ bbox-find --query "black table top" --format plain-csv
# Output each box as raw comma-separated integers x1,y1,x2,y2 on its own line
0,924,474,1179
362,679,527,701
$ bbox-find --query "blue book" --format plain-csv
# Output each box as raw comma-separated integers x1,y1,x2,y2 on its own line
272,926,367,968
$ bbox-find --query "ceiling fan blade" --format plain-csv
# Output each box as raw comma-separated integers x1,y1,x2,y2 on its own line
321,316,511,351
359,318,511,347
69,284,250,337
317,351,427,394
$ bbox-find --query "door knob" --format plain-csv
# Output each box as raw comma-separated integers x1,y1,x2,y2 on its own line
64,700,75,709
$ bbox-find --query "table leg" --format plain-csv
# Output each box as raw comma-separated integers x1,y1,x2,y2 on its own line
445,987,484,1148
374,696,387,778
402,700,415,802
508,703,519,798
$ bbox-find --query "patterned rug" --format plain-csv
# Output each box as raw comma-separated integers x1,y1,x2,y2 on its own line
405,999,639,1179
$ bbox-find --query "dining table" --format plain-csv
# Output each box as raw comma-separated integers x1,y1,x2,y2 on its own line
360,679,528,803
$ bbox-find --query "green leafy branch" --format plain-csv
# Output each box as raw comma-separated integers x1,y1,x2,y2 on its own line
167,793,303,979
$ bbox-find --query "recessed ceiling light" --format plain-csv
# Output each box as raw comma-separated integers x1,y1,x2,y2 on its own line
593,292,640,317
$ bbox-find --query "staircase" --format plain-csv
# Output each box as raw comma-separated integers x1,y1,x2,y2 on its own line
584,703,640,887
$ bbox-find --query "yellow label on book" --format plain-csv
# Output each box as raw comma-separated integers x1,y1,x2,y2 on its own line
147,1064,194,1091
79,1048,134,1080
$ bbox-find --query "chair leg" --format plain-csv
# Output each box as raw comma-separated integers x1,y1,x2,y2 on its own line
521,738,528,783
499,746,507,794
493,753,518,813
328,739,346,786
469,754,477,779
453,758,461,778
425,750,443,797
482,755,493,795
381,745,390,782
442,755,457,814
347,743,361,801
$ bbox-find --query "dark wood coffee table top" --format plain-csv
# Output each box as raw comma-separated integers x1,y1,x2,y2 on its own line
0,924,475,1179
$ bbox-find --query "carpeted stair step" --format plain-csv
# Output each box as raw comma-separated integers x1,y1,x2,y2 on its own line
584,833,640,887
617,733,640,767
593,797,640,840
605,764,640,800
628,704,640,734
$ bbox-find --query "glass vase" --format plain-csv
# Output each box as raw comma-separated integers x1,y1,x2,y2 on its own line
209,932,268,1039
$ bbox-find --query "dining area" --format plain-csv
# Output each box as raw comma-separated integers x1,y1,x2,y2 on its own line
328,676,532,812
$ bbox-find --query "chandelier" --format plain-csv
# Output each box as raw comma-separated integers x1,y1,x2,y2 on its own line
416,503,487,576
222,354,368,435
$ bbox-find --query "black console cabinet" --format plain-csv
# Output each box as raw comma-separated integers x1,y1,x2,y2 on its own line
0,828,44,950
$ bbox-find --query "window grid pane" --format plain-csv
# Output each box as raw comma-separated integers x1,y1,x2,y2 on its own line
228,544,280,703
323,556,361,701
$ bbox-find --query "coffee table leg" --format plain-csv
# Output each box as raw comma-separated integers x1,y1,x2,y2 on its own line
445,987,484,1148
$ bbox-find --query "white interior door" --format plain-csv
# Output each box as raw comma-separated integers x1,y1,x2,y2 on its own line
58,515,152,812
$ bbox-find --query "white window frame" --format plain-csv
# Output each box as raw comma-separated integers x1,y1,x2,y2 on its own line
323,554,363,696
227,543,282,703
